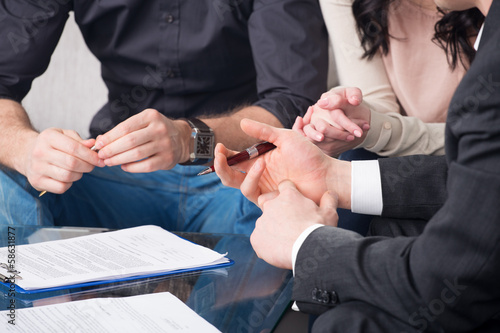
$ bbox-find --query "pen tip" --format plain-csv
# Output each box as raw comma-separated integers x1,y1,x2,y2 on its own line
197,169,213,176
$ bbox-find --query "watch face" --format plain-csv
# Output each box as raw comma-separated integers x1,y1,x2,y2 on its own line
195,134,214,158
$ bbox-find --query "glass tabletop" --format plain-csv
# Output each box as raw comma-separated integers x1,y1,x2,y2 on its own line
0,225,292,332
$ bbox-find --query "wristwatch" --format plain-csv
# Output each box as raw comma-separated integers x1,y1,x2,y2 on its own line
179,118,215,165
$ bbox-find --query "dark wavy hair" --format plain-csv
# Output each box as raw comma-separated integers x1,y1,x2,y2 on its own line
352,0,484,69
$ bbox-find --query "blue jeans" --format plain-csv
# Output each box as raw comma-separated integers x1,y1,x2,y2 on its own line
0,165,261,235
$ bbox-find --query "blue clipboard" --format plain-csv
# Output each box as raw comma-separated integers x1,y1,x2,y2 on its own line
1,258,234,294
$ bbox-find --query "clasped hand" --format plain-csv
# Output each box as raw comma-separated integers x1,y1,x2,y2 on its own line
293,87,371,157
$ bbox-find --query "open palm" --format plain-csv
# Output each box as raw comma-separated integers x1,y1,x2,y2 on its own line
215,119,335,205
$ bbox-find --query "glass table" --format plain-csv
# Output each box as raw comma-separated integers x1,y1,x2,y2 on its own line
0,225,293,332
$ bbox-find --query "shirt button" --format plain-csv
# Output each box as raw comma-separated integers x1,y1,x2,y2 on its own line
165,14,174,23
329,291,338,304
383,122,392,130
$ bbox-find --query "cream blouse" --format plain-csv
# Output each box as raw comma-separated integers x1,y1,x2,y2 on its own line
319,0,469,156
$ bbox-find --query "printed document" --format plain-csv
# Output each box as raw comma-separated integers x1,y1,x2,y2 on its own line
1,292,221,332
0,225,228,290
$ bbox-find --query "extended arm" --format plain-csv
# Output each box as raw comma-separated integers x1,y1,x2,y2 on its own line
293,11,500,331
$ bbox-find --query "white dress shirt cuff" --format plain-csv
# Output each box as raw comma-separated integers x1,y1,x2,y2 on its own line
292,224,324,276
351,160,383,215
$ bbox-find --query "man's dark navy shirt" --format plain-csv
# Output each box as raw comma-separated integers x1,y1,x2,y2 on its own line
0,0,327,137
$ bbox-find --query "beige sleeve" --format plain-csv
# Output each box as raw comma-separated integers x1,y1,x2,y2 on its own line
319,0,445,156
362,110,445,156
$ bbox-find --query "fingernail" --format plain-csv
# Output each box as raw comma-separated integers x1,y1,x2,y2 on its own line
94,141,104,150
318,97,329,107
363,124,370,130
354,130,362,137
346,135,354,141
252,159,262,170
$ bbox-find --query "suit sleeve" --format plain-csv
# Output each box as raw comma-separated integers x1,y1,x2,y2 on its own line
0,0,70,102
379,155,448,220
292,6,500,331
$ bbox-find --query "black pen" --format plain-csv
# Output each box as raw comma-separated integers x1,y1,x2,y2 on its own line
198,142,276,176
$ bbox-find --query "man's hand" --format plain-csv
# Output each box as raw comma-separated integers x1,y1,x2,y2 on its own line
293,87,371,157
94,109,191,172
250,180,339,270
214,118,352,209
24,128,102,194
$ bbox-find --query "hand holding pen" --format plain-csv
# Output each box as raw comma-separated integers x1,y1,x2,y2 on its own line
39,143,100,197
198,142,276,176
213,118,335,206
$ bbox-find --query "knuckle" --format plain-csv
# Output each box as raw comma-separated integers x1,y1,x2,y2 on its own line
65,157,79,171
125,135,137,147
120,123,132,135
144,108,160,120
141,159,156,173
58,169,72,182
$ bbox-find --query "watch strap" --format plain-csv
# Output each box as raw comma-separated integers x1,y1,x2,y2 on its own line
179,118,215,165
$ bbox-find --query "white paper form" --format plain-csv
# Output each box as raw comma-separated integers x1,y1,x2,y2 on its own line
0,225,228,290
1,292,221,332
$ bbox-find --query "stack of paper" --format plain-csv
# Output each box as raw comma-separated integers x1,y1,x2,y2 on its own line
0,225,230,292
1,292,221,332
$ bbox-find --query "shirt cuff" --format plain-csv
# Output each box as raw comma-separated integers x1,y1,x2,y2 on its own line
292,224,324,276
351,160,383,215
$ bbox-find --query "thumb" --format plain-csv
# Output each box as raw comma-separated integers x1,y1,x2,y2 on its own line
240,118,281,145
319,190,338,213
82,138,97,149
343,87,363,106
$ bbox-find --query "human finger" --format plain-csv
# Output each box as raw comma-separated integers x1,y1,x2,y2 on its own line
239,118,284,145
240,158,266,204
303,106,314,124
318,87,363,110
44,163,86,183
319,191,339,227
302,123,325,142
98,126,151,160
277,179,298,193
292,116,306,135
214,143,247,189
48,134,100,170
339,87,363,105
257,190,279,210
94,109,156,150
35,176,73,194
316,124,355,142
328,109,365,137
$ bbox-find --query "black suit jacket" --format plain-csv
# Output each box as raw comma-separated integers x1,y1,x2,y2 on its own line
293,3,500,332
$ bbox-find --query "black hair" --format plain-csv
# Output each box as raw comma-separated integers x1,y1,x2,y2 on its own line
352,0,484,69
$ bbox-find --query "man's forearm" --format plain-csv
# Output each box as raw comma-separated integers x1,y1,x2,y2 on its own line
0,99,38,174
201,105,283,151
